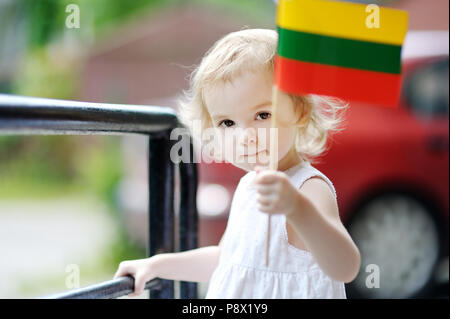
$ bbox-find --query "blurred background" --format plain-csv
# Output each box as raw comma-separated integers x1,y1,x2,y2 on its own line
0,0,448,299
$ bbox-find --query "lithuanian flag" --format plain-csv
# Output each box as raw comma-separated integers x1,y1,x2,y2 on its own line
274,0,409,106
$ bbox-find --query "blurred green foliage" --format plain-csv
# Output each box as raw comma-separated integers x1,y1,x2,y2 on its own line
10,0,177,99
0,135,123,206
20,0,176,48
16,0,272,49
1,1,174,202
11,47,78,100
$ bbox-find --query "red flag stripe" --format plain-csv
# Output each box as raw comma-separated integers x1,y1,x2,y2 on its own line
274,56,403,107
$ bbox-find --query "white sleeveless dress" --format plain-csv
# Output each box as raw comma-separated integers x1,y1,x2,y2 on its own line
205,161,347,299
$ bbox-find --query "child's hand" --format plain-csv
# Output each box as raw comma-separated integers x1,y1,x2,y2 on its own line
113,257,159,297
252,166,300,217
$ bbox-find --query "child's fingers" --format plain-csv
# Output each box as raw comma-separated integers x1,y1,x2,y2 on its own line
133,273,147,296
113,269,124,279
254,171,278,185
256,193,278,205
249,166,266,189
257,202,275,214
113,263,131,279
256,184,275,195
256,194,271,206
250,166,275,190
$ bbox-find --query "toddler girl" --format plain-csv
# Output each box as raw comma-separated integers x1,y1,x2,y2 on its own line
114,28,361,299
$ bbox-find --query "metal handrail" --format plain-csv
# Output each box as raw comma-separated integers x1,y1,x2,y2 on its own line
0,94,178,135
0,94,198,299
43,277,162,299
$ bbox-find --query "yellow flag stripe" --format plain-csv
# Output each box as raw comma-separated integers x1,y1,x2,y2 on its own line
277,0,408,46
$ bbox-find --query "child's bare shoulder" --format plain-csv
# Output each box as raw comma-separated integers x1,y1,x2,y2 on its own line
299,177,340,221
300,177,334,198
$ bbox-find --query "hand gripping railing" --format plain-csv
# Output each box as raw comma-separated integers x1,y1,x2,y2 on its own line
44,275,162,299
0,94,198,299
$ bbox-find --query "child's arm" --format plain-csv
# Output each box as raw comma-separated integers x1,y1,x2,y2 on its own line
254,170,361,283
114,236,224,296
285,177,361,283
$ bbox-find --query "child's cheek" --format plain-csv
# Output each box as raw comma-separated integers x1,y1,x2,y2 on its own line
276,126,297,156
222,133,237,163
277,92,298,128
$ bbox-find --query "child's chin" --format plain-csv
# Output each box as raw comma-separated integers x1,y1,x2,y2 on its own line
231,161,268,172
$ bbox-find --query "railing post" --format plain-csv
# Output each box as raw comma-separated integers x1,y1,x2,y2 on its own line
0,94,199,299
44,128,185,299
148,130,175,299
179,136,198,299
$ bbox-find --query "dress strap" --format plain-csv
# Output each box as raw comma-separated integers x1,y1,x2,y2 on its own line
290,162,337,200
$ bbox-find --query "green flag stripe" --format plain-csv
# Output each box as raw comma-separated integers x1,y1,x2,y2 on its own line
277,27,402,74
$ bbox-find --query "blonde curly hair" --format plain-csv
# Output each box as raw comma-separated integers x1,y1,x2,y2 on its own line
177,28,349,164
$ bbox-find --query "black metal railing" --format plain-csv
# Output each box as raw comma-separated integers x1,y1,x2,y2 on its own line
44,276,162,299
0,94,198,299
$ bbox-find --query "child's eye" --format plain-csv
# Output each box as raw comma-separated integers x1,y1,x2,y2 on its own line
219,119,235,128
256,112,271,121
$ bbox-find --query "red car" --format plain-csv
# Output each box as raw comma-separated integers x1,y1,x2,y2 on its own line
197,31,449,298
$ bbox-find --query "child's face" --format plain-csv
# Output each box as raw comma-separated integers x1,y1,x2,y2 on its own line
203,68,300,172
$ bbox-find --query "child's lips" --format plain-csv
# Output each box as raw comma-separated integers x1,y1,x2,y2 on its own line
244,150,266,157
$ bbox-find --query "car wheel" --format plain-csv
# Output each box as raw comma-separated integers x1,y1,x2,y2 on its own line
346,193,442,299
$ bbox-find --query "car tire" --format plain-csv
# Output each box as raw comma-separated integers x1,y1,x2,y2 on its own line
345,193,444,299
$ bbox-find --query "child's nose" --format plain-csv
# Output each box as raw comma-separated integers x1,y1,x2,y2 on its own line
240,128,257,145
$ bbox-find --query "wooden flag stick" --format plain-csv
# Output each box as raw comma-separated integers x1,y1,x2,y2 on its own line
266,85,280,267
